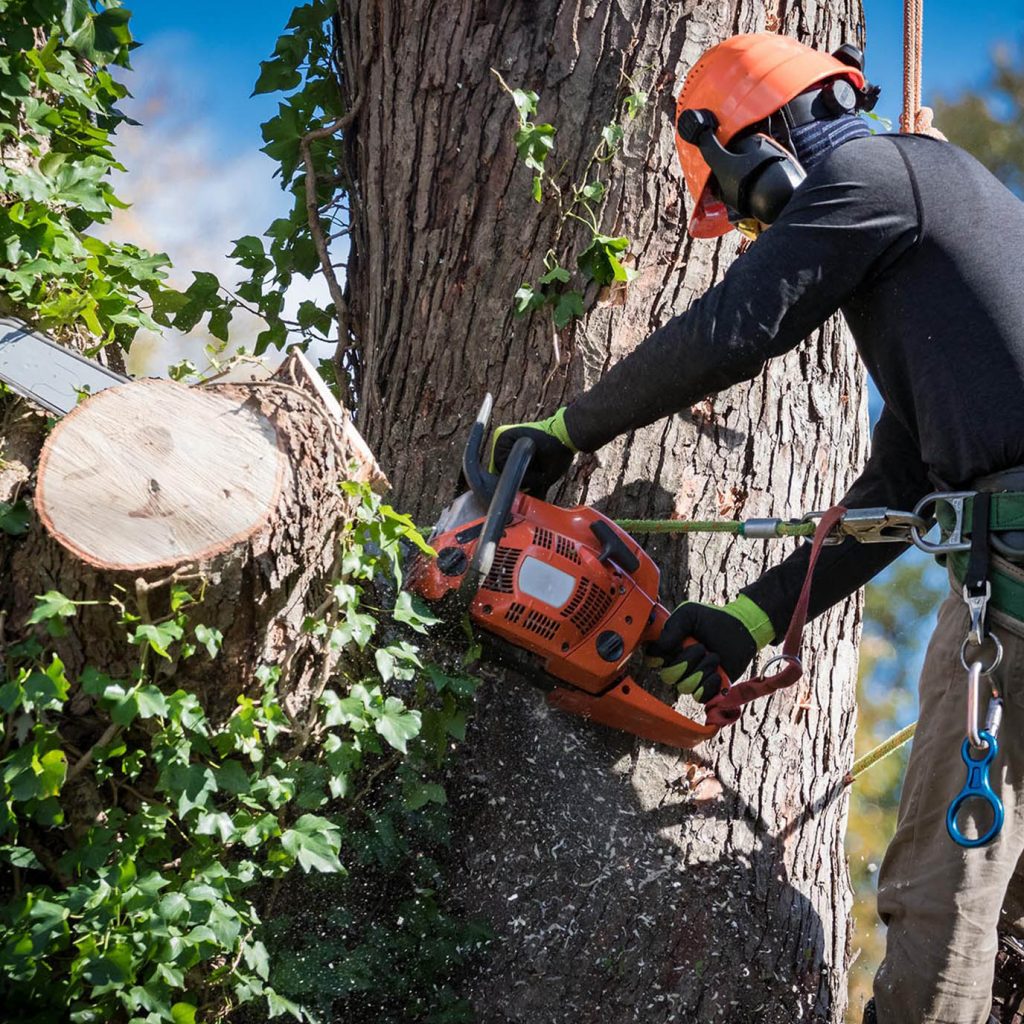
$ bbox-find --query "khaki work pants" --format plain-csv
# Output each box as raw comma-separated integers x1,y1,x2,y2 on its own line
874,587,1024,1023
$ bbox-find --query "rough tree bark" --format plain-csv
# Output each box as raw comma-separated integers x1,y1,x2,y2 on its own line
1,360,382,726
339,2,867,1021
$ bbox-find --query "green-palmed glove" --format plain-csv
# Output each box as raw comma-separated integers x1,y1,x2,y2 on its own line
644,595,774,703
488,407,578,496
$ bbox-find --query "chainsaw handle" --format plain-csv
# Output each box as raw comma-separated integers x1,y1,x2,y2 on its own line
462,392,499,504
459,434,535,601
645,605,731,698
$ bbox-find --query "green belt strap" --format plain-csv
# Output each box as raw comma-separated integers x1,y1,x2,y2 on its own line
936,492,1024,622
935,492,1024,535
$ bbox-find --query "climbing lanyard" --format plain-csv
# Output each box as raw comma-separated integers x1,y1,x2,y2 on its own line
947,492,1006,848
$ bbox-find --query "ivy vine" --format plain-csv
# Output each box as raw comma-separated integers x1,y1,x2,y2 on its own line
495,68,652,330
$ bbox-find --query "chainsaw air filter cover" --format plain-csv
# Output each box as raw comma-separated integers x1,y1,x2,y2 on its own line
412,492,661,696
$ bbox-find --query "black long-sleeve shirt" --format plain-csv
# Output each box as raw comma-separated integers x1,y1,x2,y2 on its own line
563,134,1024,638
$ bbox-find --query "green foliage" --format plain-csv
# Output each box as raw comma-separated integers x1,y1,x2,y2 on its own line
495,68,648,329
0,0,175,348
0,485,486,1022
933,43,1024,196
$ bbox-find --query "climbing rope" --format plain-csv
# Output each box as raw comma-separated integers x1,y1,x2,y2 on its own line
844,721,917,786
612,518,815,538
901,0,923,133
901,0,947,139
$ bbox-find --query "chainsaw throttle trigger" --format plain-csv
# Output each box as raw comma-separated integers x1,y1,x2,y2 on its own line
589,520,641,574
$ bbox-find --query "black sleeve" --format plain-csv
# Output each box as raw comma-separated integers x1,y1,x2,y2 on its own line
563,138,918,452
739,405,935,640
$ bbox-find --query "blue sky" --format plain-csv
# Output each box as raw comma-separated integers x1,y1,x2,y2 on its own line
124,1,1024,159
111,2,1024,373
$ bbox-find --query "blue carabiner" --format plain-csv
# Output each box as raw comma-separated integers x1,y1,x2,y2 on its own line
946,731,1004,848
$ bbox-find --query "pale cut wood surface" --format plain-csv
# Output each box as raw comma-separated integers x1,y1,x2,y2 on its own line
35,378,285,570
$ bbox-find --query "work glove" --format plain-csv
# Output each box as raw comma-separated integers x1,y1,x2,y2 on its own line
488,407,578,495
644,595,774,703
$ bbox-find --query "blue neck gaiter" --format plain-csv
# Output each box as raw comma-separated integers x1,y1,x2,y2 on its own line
788,114,871,171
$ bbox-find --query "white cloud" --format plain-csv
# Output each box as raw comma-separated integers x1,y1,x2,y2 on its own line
99,32,334,375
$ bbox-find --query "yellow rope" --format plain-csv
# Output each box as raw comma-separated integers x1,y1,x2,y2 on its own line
845,721,917,786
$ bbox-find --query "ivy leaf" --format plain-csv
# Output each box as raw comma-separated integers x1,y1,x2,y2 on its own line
195,811,237,844
624,89,648,119
580,180,606,204
26,591,77,627
513,284,545,317
170,1004,198,1024
531,174,543,203
404,780,447,811
538,264,571,286
37,749,67,798
514,122,555,173
578,234,631,286
243,939,271,981
252,58,302,96
374,642,422,683
375,697,422,753
510,88,538,122
599,122,624,154
194,624,223,659
130,621,185,660
392,592,440,633
280,814,343,873
553,290,585,329
0,499,29,535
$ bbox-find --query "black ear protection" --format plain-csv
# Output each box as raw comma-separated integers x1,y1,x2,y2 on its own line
678,108,807,225
678,43,880,227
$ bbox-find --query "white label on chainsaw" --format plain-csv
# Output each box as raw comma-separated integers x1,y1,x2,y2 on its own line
517,556,576,609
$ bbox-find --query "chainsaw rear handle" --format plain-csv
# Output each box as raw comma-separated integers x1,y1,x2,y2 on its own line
459,434,535,601
647,603,732,699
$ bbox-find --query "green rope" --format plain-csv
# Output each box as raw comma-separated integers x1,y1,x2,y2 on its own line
613,518,816,538
844,721,917,786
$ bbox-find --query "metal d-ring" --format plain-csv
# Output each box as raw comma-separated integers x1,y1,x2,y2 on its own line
959,632,1004,675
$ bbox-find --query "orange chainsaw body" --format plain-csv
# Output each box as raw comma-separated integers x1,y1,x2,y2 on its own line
411,490,720,749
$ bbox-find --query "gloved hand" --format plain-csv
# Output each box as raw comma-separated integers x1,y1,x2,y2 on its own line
644,595,774,703
488,407,578,495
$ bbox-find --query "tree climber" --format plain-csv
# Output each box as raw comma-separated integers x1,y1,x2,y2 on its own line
490,32,1024,1024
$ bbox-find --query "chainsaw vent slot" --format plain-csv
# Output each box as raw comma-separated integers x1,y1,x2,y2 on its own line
556,536,581,563
524,609,560,640
561,577,613,635
506,602,526,624
482,546,521,593
533,527,554,550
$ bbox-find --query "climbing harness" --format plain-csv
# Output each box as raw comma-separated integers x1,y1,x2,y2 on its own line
945,491,1006,848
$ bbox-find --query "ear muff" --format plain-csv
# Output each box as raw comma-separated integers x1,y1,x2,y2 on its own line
677,109,807,226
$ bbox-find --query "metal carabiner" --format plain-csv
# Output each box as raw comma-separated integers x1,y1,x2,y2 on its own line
947,730,1004,848
837,507,930,544
911,491,977,553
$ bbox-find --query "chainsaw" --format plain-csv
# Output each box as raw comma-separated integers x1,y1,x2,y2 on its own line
408,395,728,749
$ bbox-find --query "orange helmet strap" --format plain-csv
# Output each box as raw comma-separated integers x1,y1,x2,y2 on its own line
677,108,807,226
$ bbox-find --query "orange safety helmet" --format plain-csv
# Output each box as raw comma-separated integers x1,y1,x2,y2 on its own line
675,34,866,238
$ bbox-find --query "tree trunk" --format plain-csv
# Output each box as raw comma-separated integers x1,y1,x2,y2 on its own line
3,363,380,725
340,3,866,1021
